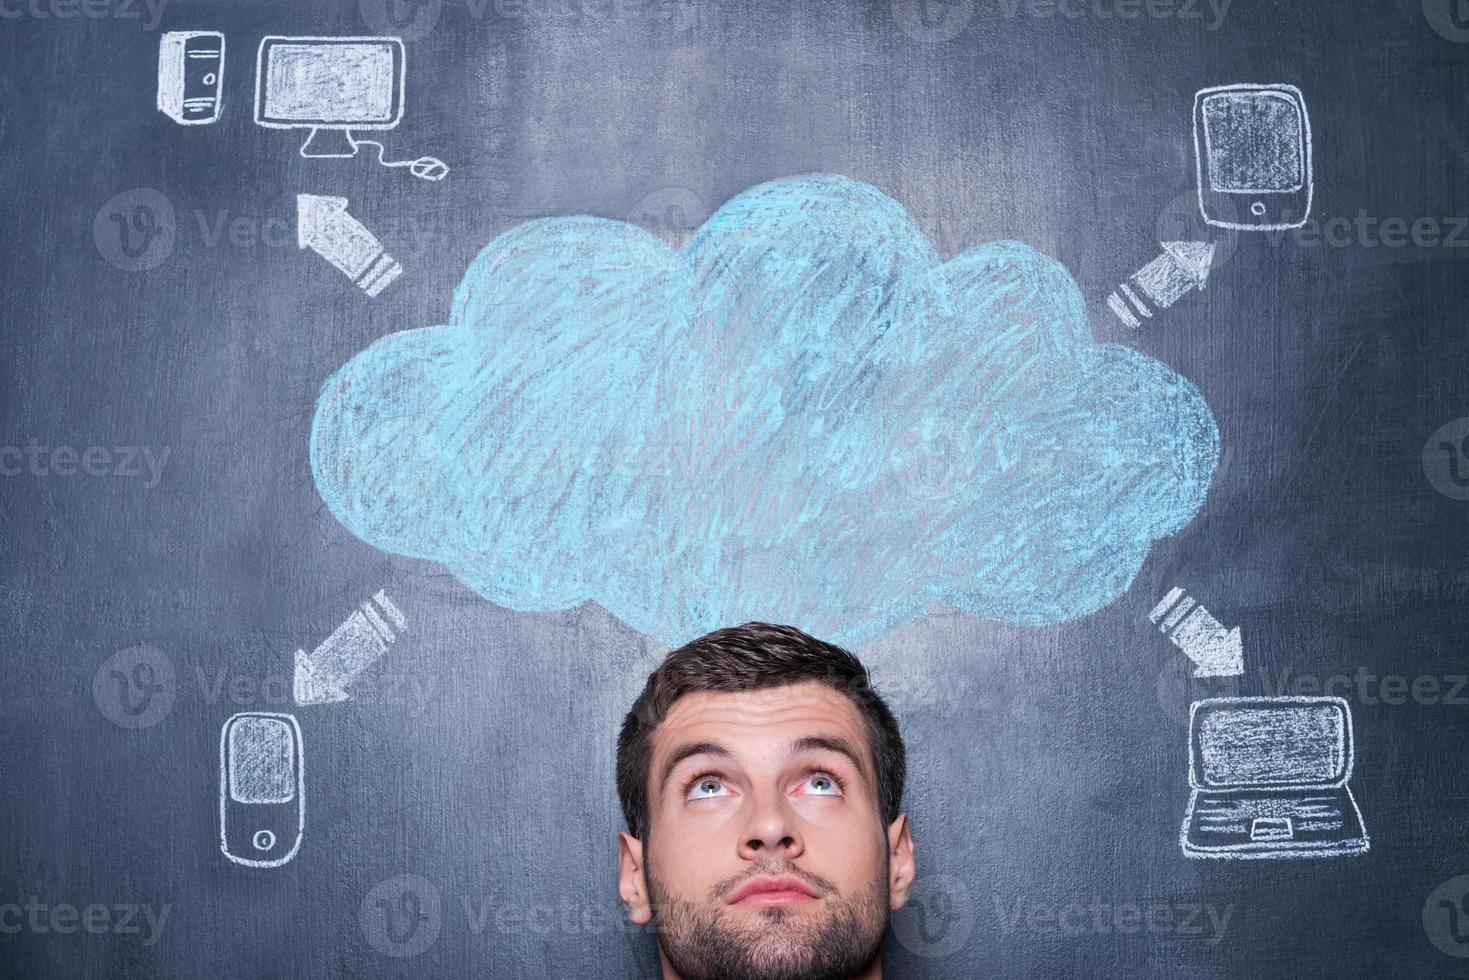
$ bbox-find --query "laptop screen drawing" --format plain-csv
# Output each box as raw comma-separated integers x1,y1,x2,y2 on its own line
1191,700,1350,789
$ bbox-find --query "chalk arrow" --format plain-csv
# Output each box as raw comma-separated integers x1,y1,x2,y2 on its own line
296,194,402,298
293,650,350,706
293,591,407,706
1172,610,1243,677
1106,241,1216,329
1148,586,1244,677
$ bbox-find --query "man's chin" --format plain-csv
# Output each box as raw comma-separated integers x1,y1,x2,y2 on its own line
646,870,887,980
709,921,869,980
738,935,841,977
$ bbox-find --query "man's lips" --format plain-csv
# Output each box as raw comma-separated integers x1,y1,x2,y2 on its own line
726,876,821,907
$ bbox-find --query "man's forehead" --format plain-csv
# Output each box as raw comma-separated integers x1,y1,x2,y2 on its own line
653,680,867,750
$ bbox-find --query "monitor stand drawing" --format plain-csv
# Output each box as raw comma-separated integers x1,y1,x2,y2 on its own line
300,127,360,159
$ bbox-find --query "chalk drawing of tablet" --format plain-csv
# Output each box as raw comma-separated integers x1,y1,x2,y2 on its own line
220,712,304,868
1194,84,1313,231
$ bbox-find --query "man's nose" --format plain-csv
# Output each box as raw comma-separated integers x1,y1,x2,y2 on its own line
737,788,806,860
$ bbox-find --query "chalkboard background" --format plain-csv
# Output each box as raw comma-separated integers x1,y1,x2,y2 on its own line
3,0,1469,977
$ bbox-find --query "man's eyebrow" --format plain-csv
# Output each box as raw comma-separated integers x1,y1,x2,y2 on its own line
657,741,732,798
789,735,873,786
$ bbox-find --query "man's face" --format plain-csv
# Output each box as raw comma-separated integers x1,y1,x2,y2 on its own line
618,681,915,980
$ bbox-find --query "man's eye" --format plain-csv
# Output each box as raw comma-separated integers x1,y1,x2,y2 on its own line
799,772,844,796
687,776,730,800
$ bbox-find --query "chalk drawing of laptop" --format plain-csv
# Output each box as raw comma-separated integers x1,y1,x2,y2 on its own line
1181,696,1369,860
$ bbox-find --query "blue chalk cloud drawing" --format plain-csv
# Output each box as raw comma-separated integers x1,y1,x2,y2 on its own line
311,175,1219,648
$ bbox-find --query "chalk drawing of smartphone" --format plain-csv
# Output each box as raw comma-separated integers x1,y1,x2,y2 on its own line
220,712,304,868
1194,83,1312,231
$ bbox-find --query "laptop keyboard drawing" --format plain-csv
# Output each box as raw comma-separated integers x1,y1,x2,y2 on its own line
1181,696,1369,859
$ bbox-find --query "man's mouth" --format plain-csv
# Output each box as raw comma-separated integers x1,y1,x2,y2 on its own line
726,875,821,907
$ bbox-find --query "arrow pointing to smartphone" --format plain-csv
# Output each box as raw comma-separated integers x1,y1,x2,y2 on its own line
1149,586,1243,677
294,591,407,706
296,194,403,298
1106,241,1215,329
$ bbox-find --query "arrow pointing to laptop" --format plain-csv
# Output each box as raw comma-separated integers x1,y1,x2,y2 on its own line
297,194,403,298
1149,586,1243,677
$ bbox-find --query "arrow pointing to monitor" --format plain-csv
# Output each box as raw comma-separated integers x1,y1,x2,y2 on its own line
1149,587,1244,677
296,194,403,298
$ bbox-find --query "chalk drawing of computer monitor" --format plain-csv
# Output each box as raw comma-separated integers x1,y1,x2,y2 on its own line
254,36,405,159
1181,696,1369,860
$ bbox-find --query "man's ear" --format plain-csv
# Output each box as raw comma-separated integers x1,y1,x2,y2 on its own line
885,813,916,911
618,831,653,925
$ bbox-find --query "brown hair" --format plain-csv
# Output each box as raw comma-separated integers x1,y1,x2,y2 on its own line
616,622,906,840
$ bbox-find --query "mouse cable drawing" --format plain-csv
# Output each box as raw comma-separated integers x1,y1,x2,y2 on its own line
331,133,450,182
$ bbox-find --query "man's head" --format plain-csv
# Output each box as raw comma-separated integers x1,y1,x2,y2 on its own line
616,622,915,980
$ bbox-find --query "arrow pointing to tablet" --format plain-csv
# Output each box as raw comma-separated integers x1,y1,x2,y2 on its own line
1149,587,1243,677
297,194,403,298
1106,241,1215,329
